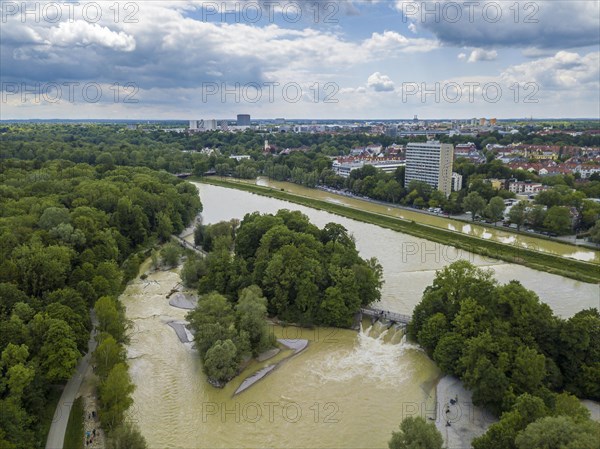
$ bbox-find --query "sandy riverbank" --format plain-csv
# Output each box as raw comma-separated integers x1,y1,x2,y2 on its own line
434,376,496,449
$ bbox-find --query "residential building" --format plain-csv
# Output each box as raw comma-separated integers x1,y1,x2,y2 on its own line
454,142,485,164
332,157,405,178
575,165,600,179
405,141,454,196
508,181,545,194
485,178,506,190
205,119,217,131
451,172,463,191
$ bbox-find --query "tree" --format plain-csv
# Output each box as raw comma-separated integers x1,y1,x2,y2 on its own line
156,212,173,242
511,346,546,395
536,189,563,208
160,243,181,268
544,206,573,235
94,334,126,380
388,416,443,449
38,206,70,230
433,333,466,376
515,416,600,449
589,220,600,245
94,296,127,342
463,192,486,221
98,363,135,430
186,293,236,358
319,286,350,328
527,204,547,229
12,241,73,297
180,255,207,288
235,286,273,355
40,318,80,382
472,393,548,449
417,313,448,356
106,423,148,449
509,201,527,230
485,196,506,224
203,339,238,383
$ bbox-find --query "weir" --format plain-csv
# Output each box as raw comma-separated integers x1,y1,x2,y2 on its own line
360,307,411,325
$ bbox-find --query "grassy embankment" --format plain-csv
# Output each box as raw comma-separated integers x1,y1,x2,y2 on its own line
63,396,84,449
198,177,600,284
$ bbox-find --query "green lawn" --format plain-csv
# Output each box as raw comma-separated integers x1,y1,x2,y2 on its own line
63,396,84,449
199,178,600,284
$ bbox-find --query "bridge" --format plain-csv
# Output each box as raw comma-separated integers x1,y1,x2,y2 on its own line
360,307,411,325
171,235,207,258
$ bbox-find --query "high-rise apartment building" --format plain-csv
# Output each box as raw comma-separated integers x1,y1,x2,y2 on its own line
405,141,454,196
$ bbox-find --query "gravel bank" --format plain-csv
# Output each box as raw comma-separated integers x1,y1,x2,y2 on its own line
434,376,496,449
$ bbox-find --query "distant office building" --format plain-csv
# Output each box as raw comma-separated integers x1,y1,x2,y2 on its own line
405,141,454,196
205,119,217,131
451,172,463,191
190,119,217,131
237,114,251,126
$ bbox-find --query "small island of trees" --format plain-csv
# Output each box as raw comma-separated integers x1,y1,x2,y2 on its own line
184,210,383,384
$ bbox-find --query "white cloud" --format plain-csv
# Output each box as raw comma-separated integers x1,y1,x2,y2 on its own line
458,52,467,60
408,23,417,34
501,51,600,90
367,72,395,92
468,48,498,63
46,21,136,51
363,30,438,54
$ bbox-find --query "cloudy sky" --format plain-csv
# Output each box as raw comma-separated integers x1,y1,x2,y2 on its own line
1,0,599,119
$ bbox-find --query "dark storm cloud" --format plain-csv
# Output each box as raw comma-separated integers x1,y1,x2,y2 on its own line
396,1,599,50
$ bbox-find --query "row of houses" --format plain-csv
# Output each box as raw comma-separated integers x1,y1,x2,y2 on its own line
490,144,600,162
507,161,600,179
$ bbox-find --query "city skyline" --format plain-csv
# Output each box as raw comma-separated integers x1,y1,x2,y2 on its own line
1,1,599,119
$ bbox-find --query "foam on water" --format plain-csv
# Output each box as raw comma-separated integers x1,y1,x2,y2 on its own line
307,321,420,387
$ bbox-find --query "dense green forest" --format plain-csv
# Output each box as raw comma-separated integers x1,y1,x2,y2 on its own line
0,159,201,448
409,261,600,448
2,124,600,238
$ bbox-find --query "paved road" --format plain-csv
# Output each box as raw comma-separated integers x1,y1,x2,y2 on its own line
45,312,98,449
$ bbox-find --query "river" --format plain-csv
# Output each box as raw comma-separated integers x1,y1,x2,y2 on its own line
253,177,600,264
123,182,599,449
